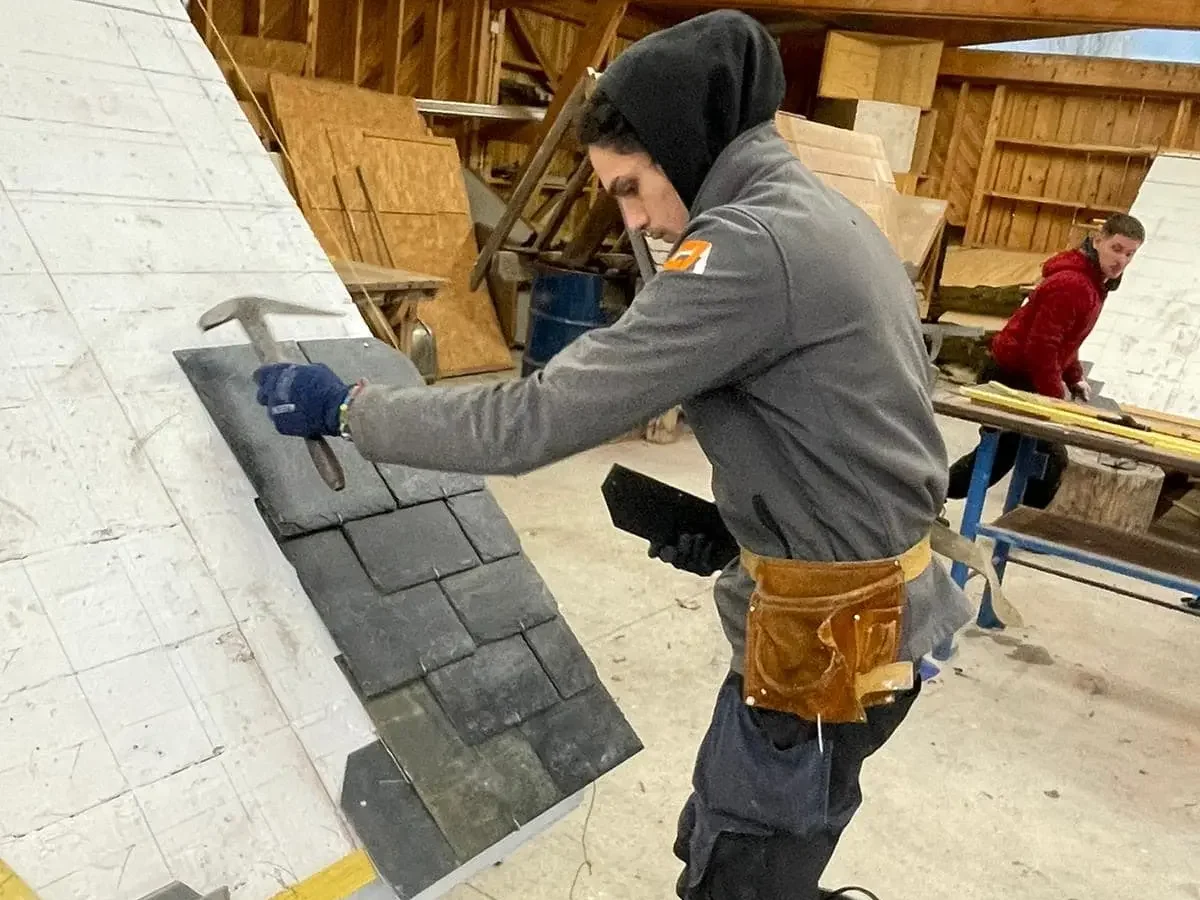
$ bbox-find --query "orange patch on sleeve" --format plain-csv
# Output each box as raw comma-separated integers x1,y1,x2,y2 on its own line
662,240,713,274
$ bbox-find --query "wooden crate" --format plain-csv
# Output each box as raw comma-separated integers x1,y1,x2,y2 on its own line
812,98,921,174
819,31,943,109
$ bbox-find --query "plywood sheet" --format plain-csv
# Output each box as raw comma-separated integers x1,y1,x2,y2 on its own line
941,247,1045,288
894,194,948,270
268,73,428,139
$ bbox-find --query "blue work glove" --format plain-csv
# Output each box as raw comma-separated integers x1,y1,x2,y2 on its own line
649,533,721,576
254,362,349,438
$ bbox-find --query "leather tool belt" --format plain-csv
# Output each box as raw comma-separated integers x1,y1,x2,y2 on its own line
741,536,931,724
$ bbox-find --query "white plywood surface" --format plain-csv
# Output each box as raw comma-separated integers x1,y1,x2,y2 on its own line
1081,153,1200,419
0,1,377,897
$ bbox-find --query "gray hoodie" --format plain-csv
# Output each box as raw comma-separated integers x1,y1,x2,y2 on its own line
347,120,973,670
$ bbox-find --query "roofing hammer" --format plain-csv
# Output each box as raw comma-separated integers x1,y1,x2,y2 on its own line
198,295,346,492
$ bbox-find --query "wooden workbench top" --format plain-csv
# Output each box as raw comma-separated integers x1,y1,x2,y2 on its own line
332,258,446,294
934,388,1200,478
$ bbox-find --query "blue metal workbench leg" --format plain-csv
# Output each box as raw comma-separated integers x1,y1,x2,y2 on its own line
935,429,1001,660
977,435,1040,629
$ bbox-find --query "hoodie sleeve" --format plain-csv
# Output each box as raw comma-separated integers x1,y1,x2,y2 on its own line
1022,272,1089,398
345,208,789,475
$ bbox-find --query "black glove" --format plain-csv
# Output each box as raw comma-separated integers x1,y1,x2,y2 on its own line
649,532,723,576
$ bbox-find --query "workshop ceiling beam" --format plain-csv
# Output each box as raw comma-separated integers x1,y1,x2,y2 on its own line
630,0,1200,32
941,48,1200,96
493,0,660,41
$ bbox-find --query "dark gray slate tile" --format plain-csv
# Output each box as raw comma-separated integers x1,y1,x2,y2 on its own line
343,503,479,593
341,740,456,898
525,617,598,699
369,684,516,862
380,465,486,508
474,730,564,825
298,338,484,504
282,530,473,696
137,884,202,900
520,684,643,795
425,635,560,746
439,555,557,643
175,344,396,536
448,492,521,562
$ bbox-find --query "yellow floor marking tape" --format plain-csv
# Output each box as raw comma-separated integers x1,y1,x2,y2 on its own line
962,384,1200,459
0,860,39,900
270,850,378,900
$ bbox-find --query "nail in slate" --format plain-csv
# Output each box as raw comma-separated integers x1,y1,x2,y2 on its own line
447,491,521,563
341,740,457,898
175,344,396,536
524,617,598,699
438,555,558,643
344,502,479,593
369,683,516,861
425,635,560,745
520,684,643,796
283,530,474,696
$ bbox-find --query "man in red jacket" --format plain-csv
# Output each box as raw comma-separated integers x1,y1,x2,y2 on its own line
948,213,1144,506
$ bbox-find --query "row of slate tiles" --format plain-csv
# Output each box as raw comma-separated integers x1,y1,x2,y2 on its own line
178,337,642,897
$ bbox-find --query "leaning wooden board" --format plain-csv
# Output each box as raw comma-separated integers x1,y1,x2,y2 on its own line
268,75,512,377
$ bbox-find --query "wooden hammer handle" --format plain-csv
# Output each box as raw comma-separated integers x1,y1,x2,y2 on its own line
306,436,346,491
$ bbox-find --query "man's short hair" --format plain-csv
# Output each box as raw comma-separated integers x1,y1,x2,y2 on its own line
576,88,645,154
1101,212,1145,242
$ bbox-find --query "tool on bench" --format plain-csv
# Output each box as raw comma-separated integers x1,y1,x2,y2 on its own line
198,295,346,492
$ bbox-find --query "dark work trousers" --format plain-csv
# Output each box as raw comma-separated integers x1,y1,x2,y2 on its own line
946,361,1069,508
673,670,921,900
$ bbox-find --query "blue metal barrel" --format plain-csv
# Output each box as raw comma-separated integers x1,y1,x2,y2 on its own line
521,264,623,376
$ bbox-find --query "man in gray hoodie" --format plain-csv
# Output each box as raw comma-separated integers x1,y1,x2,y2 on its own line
254,10,972,898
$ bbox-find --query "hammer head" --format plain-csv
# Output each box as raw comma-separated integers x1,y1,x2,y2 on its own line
198,295,341,332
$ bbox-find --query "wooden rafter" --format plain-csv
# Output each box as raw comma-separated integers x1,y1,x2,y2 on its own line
940,49,1200,97
494,0,658,41
632,0,1200,31
509,9,561,90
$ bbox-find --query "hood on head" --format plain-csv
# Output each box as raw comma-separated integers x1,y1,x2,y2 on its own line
593,9,785,210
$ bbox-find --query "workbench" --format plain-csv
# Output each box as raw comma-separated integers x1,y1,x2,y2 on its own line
332,258,445,357
934,389,1200,659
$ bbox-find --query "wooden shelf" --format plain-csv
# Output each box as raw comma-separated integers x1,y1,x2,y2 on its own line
994,136,1159,157
984,190,1127,214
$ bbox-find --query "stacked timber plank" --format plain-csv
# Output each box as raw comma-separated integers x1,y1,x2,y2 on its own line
268,75,512,378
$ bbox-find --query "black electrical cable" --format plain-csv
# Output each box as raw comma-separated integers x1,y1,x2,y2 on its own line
823,888,882,900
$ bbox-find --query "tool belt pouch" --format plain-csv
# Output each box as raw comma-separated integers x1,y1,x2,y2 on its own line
742,555,912,724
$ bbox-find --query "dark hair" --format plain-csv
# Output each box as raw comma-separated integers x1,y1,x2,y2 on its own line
1101,213,1145,242
576,88,645,154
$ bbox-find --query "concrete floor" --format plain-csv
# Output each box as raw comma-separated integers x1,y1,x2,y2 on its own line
443,413,1200,900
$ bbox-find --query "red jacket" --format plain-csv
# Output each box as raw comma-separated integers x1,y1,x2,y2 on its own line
990,248,1107,398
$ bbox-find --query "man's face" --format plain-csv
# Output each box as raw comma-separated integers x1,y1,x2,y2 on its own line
1093,231,1142,281
588,145,689,245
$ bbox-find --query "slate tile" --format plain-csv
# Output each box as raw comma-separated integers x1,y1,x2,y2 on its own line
525,617,599,699
369,684,516,862
343,503,479,593
448,491,522,562
176,344,396,536
519,685,643,796
474,730,564,826
282,530,474,696
439,555,558,643
299,337,484,504
340,740,457,899
425,635,560,746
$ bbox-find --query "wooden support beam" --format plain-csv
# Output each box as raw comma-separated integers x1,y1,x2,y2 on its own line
940,49,1200,97
511,0,627,145
352,0,366,85
1169,98,1194,147
493,0,658,41
245,0,267,36
419,0,443,97
938,81,969,200
382,0,406,92
510,9,560,91
305,0,320,75
456,0,491,102
630,0,1200,31
965,84,1005,247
